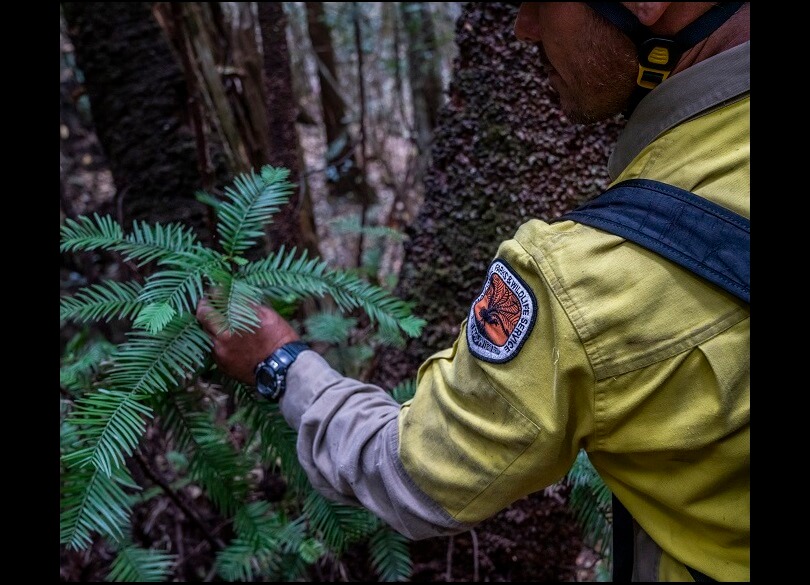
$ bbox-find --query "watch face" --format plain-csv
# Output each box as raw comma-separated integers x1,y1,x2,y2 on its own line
256,366,280,399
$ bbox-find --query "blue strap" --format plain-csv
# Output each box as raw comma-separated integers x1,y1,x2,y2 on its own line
554,179,749,303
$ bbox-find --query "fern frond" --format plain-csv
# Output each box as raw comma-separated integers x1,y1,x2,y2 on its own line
328,215,407,242
243,247,426,338
134,250,228,334
61,334,117,394
216,539,266,582
206,275,264,334
155,391,249,516
105,315,211,395
303,491,379,555
566,450,613,557
233,501,280,547
60,215,199,265
303,311,357,345
60,214,125,253
62,389,151,476
369,525,413,582
60,464,136,550
106,543,176,582
391,378,416,404
324,271,426,338
123,220,200,265
195,189,222,210
132,302,176,335
216,502,288,581
241,246,330,298
60,281,144,324
217,166,294,257
233,384,309,495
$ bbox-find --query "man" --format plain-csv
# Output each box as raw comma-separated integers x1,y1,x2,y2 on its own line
197,2,749,581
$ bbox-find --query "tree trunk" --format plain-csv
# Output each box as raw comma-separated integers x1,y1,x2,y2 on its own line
61,2,209,233
371,2,626,388
305,1,371,204
258,2,320,256
401,2,444,157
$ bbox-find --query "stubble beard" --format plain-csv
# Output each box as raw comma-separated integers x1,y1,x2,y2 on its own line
555,17,638,124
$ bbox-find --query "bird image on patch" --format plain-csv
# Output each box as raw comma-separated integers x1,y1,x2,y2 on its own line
467,259,537,363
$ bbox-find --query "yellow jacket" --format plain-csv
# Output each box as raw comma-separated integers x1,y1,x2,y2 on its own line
282,41,749,583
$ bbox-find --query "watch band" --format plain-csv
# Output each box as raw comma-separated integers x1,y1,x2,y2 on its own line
254,340,310,401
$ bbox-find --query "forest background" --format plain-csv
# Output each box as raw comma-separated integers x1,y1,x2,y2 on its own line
59,2,625,581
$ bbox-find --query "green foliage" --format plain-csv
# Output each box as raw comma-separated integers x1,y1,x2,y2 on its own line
369,525,413,582
60,331,116,394
565,450,613,579
60,165,424,581
106,543,176,582
326,215,406,287
391,378,417,404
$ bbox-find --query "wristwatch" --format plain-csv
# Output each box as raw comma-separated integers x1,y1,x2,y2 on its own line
254,341,310,401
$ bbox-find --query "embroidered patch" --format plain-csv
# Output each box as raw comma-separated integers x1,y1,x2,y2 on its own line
466,259,537,363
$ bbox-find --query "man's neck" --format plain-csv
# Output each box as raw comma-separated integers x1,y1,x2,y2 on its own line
673,3,750,75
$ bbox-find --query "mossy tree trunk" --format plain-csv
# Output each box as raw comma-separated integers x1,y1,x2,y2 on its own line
371,2,625,387
61,2,210,232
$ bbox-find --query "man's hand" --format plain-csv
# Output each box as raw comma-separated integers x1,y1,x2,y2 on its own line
196,299,300,385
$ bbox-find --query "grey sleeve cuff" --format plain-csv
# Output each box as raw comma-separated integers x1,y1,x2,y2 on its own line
279,350,469,540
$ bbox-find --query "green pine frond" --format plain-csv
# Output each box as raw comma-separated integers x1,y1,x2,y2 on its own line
303,311,357,345
243,247,426,338
328,215,407,242
566,450,612,557
325,271,426,338
60,214,125,253
132,303,176,335
60,464,136,550
372,323,407,349
368,525,413,582
303,491,379,555
241,246,330,298
105,315,211,395
60,281,144,324
134,250,228,334
61,215,199,266
216,166,294,257
196,189,222,209
154,391,249,516
206,275,264,334
216,539,265,582
123,220,200,265
61,333,117,394
216,502,288,581
391,379,416,404
233,384,309,495
233,501,280,547
106,543,176,582
62,389,152,476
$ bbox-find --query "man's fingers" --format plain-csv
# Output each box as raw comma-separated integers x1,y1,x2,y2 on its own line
196,297,223,336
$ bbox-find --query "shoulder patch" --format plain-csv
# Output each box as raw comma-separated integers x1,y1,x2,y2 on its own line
466,258,537,363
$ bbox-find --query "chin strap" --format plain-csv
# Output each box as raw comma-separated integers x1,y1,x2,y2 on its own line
584,2,745,116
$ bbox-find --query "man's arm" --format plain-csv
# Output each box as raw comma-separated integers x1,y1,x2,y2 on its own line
196,299,470,539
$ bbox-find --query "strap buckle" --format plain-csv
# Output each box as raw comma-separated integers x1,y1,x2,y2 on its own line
636,37,682,89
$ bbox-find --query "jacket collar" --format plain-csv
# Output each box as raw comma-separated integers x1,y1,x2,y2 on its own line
608,40,750,181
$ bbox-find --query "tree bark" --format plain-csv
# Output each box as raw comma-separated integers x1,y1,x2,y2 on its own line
61,2,209,233
305,1,372,204
401,2,444,156
258,2,320,256
371,2,626,388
